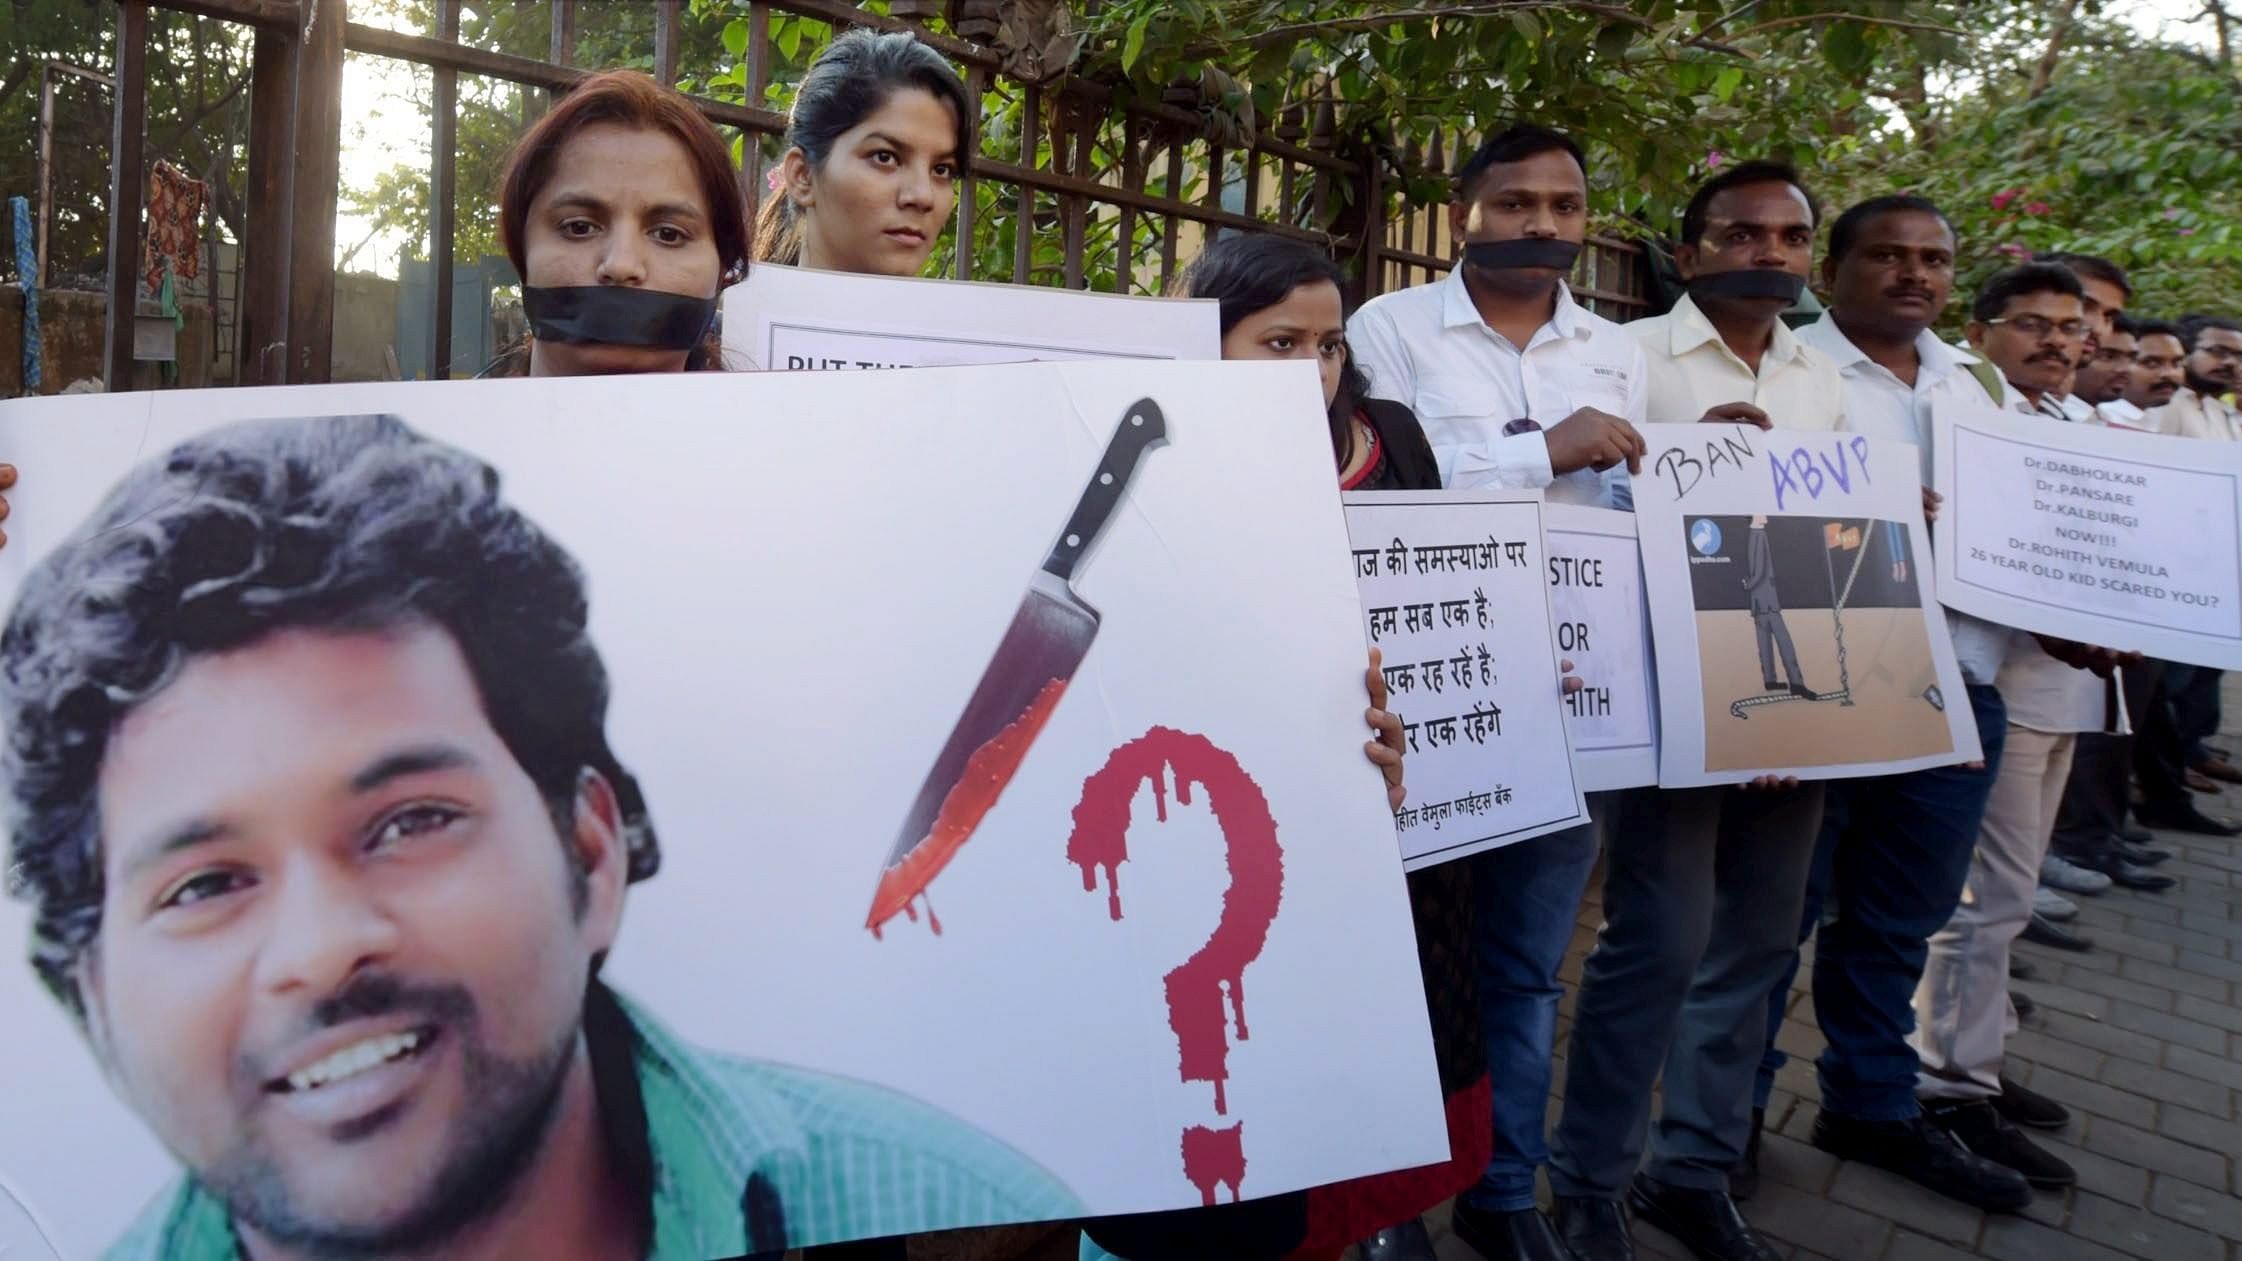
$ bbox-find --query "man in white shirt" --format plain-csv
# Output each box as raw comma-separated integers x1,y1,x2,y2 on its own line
2125,319,2188,416
1348,124,1647,508
2145,316,2242,440
2078,319,2145,427
1733,195,2035,1215
1914,262,2132,1194
1346,125,1633,1261
1548,162,1834,1261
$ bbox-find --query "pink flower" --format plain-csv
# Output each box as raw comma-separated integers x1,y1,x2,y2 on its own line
2024,201,2051,216
1706,149,1725,169
1995,242,2029,258
1991,187,2023,211
765,166,786,193
2164,206,2184,219
2179,226,2198,236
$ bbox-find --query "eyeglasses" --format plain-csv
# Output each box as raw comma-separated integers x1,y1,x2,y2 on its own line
1984,316,2088,339
2195,344,2242,363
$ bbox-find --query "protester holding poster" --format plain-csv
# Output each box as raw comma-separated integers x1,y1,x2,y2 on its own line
482,70,750,378
751,30,969,277
1346,125,1637,1261
1913,263,2133,1194
1069,234,1469,1261
1743,195,2034,1214
1549,161,1837,1261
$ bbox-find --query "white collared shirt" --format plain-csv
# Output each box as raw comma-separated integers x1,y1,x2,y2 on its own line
1797,314,2014,686
1627,294,1845,430
1347,271,1645,506
2145,387,2242,441
2097,397,2149,429
2056,393,2098,424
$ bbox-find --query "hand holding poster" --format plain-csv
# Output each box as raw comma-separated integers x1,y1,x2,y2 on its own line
1932,404,2242,668
1343,491,1588,866
721,262,1220,369
0,362,1446,1259
1544,505,1660,791
1631,423,1982,786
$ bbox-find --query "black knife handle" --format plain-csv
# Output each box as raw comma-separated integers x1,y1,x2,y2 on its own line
1043,398,1169,583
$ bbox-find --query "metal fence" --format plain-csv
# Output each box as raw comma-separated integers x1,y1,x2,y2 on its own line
102,0,1654,389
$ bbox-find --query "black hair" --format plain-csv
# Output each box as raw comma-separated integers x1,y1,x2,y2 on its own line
1679,160,1820,247
1826,194,1952,263
2179,313,2242,349
1452,123,1586,202
2130,317,2182,344
752,29,973,265
2039,251,2133,301
1970,262,2083,323
1173,232,1364,468
1,415,658,1019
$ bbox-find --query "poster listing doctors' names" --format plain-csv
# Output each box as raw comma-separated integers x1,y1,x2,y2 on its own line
1343,491,1588,868
1544,505,1659,791
1934,405,2242,670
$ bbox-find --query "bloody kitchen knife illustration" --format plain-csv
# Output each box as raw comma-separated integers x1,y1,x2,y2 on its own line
867,397,1169,937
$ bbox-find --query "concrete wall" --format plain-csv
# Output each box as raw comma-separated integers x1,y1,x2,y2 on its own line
331,270,402,382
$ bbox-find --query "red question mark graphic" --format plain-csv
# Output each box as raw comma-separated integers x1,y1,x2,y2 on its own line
1066,727,1285,1206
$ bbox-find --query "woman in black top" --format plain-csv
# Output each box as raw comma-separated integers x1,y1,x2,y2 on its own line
1075,238,1479,1261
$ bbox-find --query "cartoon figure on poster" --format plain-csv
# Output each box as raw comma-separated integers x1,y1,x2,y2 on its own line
1636,423,1978,785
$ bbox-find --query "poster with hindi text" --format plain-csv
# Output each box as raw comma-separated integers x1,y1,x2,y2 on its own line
1343,491,1588,867
1932,404,2242,670
1545,505,1660,791
0,363,1445,1261
721,262,1220,371
1631,423,1981,787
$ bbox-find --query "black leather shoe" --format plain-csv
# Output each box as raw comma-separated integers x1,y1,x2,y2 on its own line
1553,1195,1635,1261
2120,822,2155,844
1789,682,1817,699
1927,1099,2076,1188
2076,852,2178,891
2009,956,2037,980
1359,1215,1439,1261
2137,804,2242,836
2011,988,2037,1019
2021,913,2094,951
2113,838,2172,865
1810,1109,2032,1212
1993,1075,2070,1130
1729,1107,1763,1202
1446,1202,1571,1261
1626,1176,1779,1261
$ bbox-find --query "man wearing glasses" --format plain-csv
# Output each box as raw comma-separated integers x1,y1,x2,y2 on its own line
2149,315,2242,441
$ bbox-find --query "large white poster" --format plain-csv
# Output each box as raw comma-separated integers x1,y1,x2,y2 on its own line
1342,491,1587,868
721,263,1220,370
0,363,1445,1260
1545,505,1659,791
1631,423,1982,787
1933,404,2242,669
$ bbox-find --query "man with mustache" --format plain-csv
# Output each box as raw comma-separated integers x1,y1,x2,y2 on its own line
1,415,1079,1261
1348,123,1650,1261
1546,161,1836,1261
1733,194,2036,1215
2126,318,2189,414
1912,264,2138,1196
2075,319,2142,425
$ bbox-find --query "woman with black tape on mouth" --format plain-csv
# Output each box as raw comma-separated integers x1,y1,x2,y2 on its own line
486,69,750,378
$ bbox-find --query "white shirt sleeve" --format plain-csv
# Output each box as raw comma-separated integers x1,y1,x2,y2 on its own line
1346,304,1415,405
1437,431,1556,492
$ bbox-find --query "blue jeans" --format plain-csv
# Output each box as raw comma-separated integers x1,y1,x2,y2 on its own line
1460,818,1601,1212
1754,683,2007,1120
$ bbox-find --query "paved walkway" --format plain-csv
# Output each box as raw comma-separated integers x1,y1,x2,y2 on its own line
1414,696,2242,1260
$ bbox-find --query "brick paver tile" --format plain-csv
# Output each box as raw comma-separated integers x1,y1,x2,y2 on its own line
2113,954,2230,1002
2129,918,2232,958
1828,1161,1986,1246
2052,964,2174,1012
2068,1190,2226,1260
1980,1213,2130,1261
2014,1063,2155,1127
2095,1057,2232,1118
1741,1177,1896,1260
2149,1176,2242,1243
2174,992,2242,1035
2163,1042,2242,1092
2175,947,2242,984
2035,1133,2152,1207
2153,1099,2242,1159
2077,1115,2229,1187
1759,1130,1841,1196
2036,1008,2163,1065
1887,1231,1983,1261
2107,1001,2231,1056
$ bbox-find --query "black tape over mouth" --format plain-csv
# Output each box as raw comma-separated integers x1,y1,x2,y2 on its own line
1686,269,1807,304
523,285,718,350
1461,238,1584,272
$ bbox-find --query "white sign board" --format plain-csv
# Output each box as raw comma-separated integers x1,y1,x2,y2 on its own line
1632,424,1982,787
1933,404,2242,669
0,363,1444,1259
1343,490,1588,867
721,263,1221,370
1545,504,1659,791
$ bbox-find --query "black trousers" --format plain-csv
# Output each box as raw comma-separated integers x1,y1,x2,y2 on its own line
2052,665,2158,864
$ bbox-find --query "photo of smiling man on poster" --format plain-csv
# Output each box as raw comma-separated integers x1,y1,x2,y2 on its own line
0,413,1080,1261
